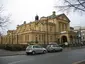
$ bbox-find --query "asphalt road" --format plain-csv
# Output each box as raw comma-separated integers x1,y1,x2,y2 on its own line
0,48,85,64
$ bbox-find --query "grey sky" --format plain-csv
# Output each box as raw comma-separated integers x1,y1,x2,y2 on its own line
0,0,85,33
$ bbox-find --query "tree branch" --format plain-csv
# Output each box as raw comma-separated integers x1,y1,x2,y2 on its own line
77,0,85,9
64,0,85,12
55,0,85,13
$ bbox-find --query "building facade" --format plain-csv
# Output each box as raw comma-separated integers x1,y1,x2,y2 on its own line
0,11,76,45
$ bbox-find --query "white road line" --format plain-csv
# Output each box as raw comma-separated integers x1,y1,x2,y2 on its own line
8,58,34,64
0,56,16,59
0,55,26,59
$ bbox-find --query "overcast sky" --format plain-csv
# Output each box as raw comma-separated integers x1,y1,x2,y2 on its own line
0,0,85,33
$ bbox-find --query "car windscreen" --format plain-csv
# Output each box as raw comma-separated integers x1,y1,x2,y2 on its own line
52,45,59,47
33,45,42,48
27,45,32,48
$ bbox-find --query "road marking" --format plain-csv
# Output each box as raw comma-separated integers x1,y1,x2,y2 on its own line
72,59,85,64
8,58,34,64
0,55,26,59
0,56,16,59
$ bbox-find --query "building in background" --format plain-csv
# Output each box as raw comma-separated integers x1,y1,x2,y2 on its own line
0,11,77,45
74,26,85,45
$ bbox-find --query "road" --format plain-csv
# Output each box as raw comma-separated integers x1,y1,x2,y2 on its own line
0,48,85,64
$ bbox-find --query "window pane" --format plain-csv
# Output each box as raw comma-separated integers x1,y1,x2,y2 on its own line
33,45,41,48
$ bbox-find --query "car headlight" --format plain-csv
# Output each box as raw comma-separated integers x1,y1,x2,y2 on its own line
29,50,32,52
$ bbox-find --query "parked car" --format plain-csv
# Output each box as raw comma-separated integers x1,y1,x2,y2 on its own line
46,44,63,52
26,45,47,55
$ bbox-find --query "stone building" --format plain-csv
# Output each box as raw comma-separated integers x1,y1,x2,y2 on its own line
0,11,76,45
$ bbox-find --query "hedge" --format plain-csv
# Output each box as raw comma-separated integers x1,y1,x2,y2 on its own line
0,44,28,51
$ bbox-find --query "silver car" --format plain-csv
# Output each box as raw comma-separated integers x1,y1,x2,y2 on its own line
46,44,63,52
26,45,47,55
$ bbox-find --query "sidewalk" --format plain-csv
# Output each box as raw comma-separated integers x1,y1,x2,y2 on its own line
64,46,85,51
0,46,85,57
0,49,25,57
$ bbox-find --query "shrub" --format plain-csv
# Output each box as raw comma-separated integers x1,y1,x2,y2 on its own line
0,44,6,49
0,44,28,51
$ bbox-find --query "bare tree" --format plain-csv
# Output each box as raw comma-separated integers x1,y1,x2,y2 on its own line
0,5,10,34
54,0,85,13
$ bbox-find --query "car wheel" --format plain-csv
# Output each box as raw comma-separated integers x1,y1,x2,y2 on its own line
60,49,63,51
32,51,35,55
43,50,46,54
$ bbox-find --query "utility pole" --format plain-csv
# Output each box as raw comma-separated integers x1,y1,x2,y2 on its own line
78,26,82,46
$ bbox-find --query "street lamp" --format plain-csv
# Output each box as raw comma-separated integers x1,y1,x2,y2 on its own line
76,26,82,46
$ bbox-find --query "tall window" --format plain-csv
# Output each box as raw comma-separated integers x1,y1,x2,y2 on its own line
63,24,65,31
59,23,61,32
39,35,41,41
65,24,67,30
42,35,43,41
50,26,52,32
28,35,29,41
62,23,64,31
59,23,62,32
50,36,52,41
36,35,38,41
39,25,41,31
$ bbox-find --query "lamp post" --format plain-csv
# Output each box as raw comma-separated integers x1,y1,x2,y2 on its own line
77,26,82,46
79,27,82,46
